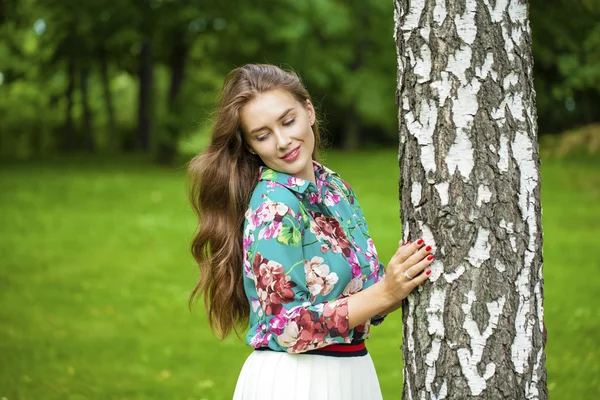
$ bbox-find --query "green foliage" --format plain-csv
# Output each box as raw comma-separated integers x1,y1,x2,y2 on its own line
1,0,599,159
530,0,600,133
0,150,599,398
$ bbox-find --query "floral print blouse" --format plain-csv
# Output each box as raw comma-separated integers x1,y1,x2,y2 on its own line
242,161,386,354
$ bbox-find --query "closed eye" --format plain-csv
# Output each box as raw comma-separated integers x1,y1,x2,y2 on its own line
255,131,271,142
283,118,295,126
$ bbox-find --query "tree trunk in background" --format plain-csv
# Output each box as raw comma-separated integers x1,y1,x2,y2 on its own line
156,39,187,164
342,108,361,151
63,53,76,151
137,39,153,151
79,66,95,152
99,46,117,152
394,0,547,398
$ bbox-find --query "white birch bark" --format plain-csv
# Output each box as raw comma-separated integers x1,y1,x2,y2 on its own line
394,0,547,398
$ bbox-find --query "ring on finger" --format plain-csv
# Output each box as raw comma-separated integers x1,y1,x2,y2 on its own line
404,270,414,280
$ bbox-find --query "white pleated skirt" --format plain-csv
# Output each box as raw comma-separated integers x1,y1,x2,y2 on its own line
233,350,383,400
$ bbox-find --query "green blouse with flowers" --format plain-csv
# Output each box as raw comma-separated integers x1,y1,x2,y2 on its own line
242,161,386,354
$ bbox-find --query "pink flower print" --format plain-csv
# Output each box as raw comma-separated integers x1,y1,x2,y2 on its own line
330,241,342,254
245,208,261,230
257,200,289,224
295,309,329,349
364,238,377,261
322,299,349,338
309,212,352,257
287,177,304,187
276,300,351,353
369,260,383,282
269,310,289,335
243,255,253,278
308,192,319,205
274,202,289,217
285,305,303,320
321,274,339,296
249,333,262,348
254,201,292,239
257,287,269,308
304,256,339,298
324,190,341,206
316,175,329,192
250,297,263,317
252,252,296,296
343,277,363,295
268,275,296,316
277,321,300,348
250,324,272,348
348,252,362,279
258,220,282,240
266,181,277,189
243,235,254,251
256,201,276,223
252,253,297,316
257,259,281,286
320,244,328,253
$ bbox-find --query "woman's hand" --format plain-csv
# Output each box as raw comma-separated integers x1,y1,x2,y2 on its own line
346,238,435,329
381,238,435,307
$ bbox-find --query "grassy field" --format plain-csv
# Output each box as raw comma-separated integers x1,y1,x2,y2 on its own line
1,150,599,399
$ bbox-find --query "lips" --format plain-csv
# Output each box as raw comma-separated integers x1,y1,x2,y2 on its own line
280,146,300,161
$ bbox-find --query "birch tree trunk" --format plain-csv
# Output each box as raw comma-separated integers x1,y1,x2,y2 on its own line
394,1,547,398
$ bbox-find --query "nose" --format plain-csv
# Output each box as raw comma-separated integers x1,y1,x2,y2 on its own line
275,130,292,150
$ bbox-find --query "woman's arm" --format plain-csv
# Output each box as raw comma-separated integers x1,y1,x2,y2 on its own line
330,177,435,326
347,239,433,329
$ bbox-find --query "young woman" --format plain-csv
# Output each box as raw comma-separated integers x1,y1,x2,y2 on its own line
188,64,434,399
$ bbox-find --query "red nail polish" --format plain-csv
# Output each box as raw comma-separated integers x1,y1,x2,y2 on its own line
426,270,432,275
425,245,432,252
417,239,424,245
427,255,434,261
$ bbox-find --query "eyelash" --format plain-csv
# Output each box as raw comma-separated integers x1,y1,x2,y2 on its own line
256,118,295,141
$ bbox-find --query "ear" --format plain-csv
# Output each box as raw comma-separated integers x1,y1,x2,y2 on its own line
305,99,316,125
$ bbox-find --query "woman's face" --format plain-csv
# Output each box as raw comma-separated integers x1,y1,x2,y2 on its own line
240,89,316,183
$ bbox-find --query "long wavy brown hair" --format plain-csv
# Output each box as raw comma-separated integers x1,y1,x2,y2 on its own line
187,64,323,339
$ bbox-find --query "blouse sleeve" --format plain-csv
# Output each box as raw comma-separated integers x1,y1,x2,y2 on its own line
334,177,387,325
243,185,355,353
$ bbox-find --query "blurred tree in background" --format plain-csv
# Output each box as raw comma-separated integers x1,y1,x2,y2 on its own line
0,0,598,162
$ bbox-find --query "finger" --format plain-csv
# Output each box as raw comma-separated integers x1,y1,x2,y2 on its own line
389,241,408,264
404,253,435,280
397,238,427,263
404,242,433,266
409,266,432,288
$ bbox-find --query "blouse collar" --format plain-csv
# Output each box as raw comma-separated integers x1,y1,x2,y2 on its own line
258,160,338,195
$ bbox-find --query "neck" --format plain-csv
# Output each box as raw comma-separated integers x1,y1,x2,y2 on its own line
294,162,316,184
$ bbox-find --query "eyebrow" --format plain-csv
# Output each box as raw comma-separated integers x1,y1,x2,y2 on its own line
249,108,294,134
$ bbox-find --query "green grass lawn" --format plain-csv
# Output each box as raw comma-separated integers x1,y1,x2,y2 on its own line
1,150,599,399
